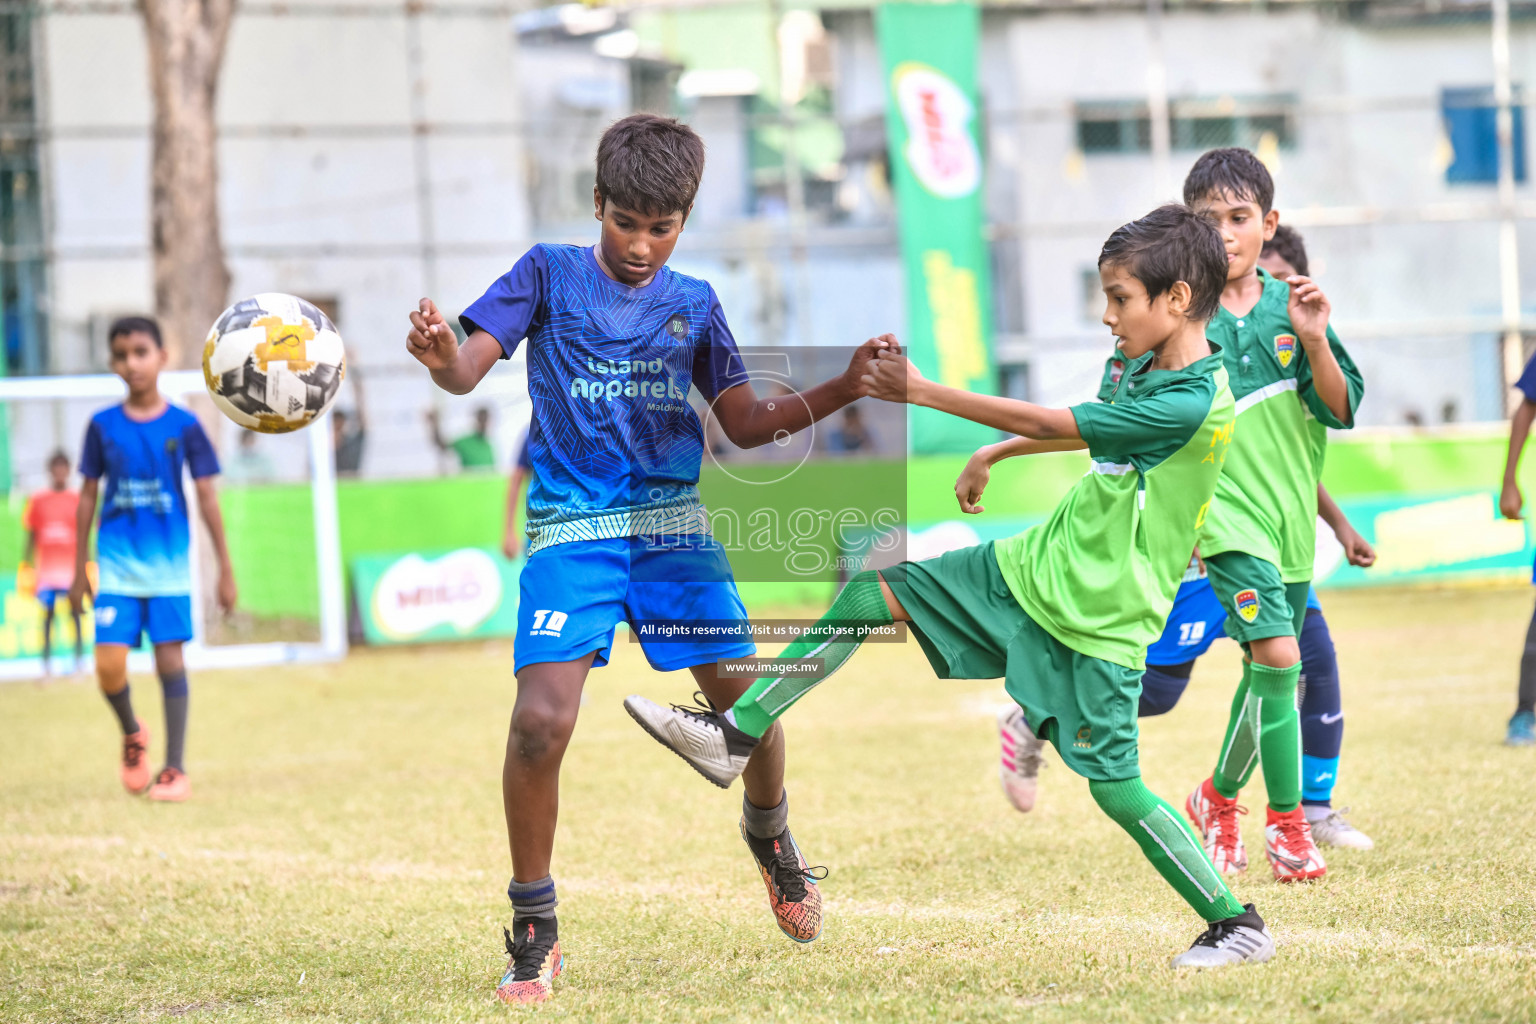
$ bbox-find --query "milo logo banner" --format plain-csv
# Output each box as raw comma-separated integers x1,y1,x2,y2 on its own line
877,1,995,452
352,548,521,645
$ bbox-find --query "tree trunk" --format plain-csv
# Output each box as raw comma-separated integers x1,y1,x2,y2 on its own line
141,0,236,368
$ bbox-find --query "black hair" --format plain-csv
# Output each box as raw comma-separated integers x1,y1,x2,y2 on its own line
1261,223,1309,278
47,448,69,469
1182,147,1275,214
107,315,163,349
595,113,706,217
1098,204,1228,322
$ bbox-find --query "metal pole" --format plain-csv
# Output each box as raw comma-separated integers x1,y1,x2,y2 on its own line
1494,0,1524,411
1146,0,1172,202
768,0,815,348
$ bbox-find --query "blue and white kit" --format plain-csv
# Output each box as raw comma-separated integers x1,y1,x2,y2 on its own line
462,244,756,673
79,403,220,647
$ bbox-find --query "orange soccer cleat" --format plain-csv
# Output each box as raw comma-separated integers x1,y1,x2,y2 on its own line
741,819,827,943
146,766,191,802
120,722,151,795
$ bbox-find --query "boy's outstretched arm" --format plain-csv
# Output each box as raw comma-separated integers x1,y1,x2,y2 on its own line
863,350,1080,440
1317,483,1374,567
955,436,1088,514
408,298,503,396
68,478,97,613
710,336,891,449
1502,398,1536,520
194,477,237,613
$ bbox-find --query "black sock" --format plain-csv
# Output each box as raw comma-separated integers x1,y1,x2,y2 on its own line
160,671,189,771
104,685,137,735
1518,602,1536,713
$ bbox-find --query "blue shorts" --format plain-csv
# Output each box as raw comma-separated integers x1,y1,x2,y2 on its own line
36,588,69,612
514,536,756,674
94,593,193,648
1146,577,1229,667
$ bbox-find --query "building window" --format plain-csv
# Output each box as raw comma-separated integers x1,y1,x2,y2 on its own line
1081,267,1103,323
1076,95,1297,154
0,10,44,376
998,363,1030,403
1442,86,1527,184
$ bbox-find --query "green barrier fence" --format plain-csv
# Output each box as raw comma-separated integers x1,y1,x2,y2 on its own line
0,429,1529,635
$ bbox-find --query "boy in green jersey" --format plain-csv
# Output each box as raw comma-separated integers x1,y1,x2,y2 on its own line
626,205,1278,968
1179,148,1364,883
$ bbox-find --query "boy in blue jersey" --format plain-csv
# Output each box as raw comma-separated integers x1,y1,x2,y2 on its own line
405,114,886,1003
69,317,237,803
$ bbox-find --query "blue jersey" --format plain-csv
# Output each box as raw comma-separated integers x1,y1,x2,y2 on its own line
462,244,748,554
79,403,219,596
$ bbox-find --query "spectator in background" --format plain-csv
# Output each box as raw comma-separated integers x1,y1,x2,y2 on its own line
332,363,367,478
24,451,83,676
502,432,533,560
825,405,875,455
428,405,496,471
223,430,275,485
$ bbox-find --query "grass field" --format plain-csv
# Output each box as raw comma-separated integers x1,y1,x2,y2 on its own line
2,585,1535,1023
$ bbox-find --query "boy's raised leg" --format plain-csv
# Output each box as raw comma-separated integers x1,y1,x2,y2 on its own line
96,643,149,794
625,570,901,785
496,655,591,1005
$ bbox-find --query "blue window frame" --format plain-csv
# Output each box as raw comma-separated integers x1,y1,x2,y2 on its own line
1443,86,1527,184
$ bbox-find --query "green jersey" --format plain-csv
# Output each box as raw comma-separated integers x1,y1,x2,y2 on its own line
451,433,496,470
994,346,1234,670
1196,269,1364,582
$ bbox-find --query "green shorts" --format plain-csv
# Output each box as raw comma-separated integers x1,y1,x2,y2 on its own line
883,542,1142,782
1202,550,1310,645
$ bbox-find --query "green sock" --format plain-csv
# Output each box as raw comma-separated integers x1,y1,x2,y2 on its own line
1248,661,1303,812
1090,778,1247,923
1212,661,1255,799
729,571,893,738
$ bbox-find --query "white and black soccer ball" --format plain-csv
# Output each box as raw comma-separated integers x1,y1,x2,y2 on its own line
202,293,346,434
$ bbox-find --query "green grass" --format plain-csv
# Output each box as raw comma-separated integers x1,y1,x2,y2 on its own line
2,586,1534,1023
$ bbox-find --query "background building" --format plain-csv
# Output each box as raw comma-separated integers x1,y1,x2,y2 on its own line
5,0,1535,487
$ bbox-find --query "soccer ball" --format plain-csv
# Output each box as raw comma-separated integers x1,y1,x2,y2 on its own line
202,293,346,433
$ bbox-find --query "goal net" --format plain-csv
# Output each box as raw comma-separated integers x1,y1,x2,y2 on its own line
0,369,346,680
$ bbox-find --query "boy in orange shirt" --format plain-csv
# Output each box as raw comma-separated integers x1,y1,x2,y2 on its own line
24,451,83,676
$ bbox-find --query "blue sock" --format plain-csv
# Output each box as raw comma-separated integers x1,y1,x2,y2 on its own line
1298,609,1342,807
1302,755,1340,806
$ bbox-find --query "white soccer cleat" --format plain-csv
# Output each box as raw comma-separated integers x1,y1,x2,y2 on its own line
1185,778,1248,875
997,706,1046,813
1170,903,1275,968
1264,806,1327,882
623,694,758,789
1304,806,1374,850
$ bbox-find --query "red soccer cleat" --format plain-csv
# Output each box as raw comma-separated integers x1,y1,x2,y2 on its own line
1186,777,1248,875
1265,806,1327,882
120,722,151,795
147,766,191,802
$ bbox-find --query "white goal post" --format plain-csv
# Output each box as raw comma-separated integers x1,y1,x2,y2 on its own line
0,369,347,680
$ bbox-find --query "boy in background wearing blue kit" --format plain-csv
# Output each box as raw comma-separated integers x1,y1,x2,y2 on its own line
70,317,237,802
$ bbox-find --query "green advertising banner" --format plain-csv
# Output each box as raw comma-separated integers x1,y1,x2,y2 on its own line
876,1,995,454
351,548,521,646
